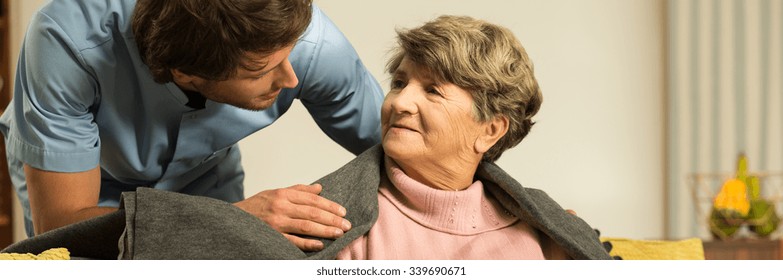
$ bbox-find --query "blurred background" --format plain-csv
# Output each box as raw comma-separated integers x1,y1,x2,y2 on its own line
2,0,781,248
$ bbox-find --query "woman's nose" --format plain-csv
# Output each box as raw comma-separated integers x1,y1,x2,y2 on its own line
389,86,419,115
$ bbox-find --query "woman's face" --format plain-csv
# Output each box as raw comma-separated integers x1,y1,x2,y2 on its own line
381,57,486,164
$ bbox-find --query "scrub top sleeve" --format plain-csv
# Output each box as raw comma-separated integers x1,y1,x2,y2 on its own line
6,11,101,172
297,8,383,156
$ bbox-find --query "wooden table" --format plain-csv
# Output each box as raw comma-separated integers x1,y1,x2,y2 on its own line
703,238,783,260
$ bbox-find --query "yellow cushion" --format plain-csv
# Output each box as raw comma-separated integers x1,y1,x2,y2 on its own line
0,248,71,260
600,237,704,260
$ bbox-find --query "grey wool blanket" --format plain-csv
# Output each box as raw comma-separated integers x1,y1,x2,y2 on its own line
1,145,611,259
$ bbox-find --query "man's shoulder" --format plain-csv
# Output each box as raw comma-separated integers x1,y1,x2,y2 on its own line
35,0,136,51
295,4,351,51
297,4,327,45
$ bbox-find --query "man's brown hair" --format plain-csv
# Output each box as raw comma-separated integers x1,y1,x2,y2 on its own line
132,0,313,83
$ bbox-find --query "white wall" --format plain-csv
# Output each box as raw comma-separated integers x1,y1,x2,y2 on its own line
9,0,666,241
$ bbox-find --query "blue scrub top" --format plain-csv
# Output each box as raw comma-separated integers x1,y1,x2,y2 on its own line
0,0,383,236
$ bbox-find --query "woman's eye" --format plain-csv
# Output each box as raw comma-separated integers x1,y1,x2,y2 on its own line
426,87,441,96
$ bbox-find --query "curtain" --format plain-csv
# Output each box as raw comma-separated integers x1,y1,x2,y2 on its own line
667,0,783,239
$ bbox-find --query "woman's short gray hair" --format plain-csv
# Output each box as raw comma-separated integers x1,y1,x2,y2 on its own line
387,15,543,162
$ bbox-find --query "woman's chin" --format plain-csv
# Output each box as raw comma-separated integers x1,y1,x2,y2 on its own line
382,142,420,162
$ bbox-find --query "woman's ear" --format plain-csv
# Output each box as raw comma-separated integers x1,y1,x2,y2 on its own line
474,115,509,154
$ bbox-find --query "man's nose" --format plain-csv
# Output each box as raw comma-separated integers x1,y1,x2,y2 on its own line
275,58,298,89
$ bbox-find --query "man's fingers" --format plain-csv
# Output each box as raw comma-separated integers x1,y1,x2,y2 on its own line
289,183,323,194
294,205,352,232
283,233,324,252
275,216,346,239
284,185,347,217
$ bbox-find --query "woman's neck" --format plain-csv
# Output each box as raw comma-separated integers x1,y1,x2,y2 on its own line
384,155,480,191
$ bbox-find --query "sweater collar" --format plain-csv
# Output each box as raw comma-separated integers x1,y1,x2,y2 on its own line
381,158,518,235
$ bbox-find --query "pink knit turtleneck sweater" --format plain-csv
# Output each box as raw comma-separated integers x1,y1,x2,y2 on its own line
336,162,545,260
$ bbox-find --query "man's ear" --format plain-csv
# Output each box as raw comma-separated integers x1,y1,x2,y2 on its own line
171,69,197,86
474,115,509,154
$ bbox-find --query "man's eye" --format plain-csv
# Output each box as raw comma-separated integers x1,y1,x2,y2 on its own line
391,79,405,89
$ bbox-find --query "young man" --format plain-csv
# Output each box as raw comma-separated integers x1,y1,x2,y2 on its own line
0,0,382,251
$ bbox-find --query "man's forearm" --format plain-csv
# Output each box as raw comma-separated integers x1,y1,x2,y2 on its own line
33,206,118,235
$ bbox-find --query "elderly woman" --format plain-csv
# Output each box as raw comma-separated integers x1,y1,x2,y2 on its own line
333,15,608,260
1,16,609,260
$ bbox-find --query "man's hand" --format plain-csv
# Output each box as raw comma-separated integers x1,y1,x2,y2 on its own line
234,184,352,251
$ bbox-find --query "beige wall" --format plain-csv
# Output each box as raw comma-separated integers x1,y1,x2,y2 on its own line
8,0,666,242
